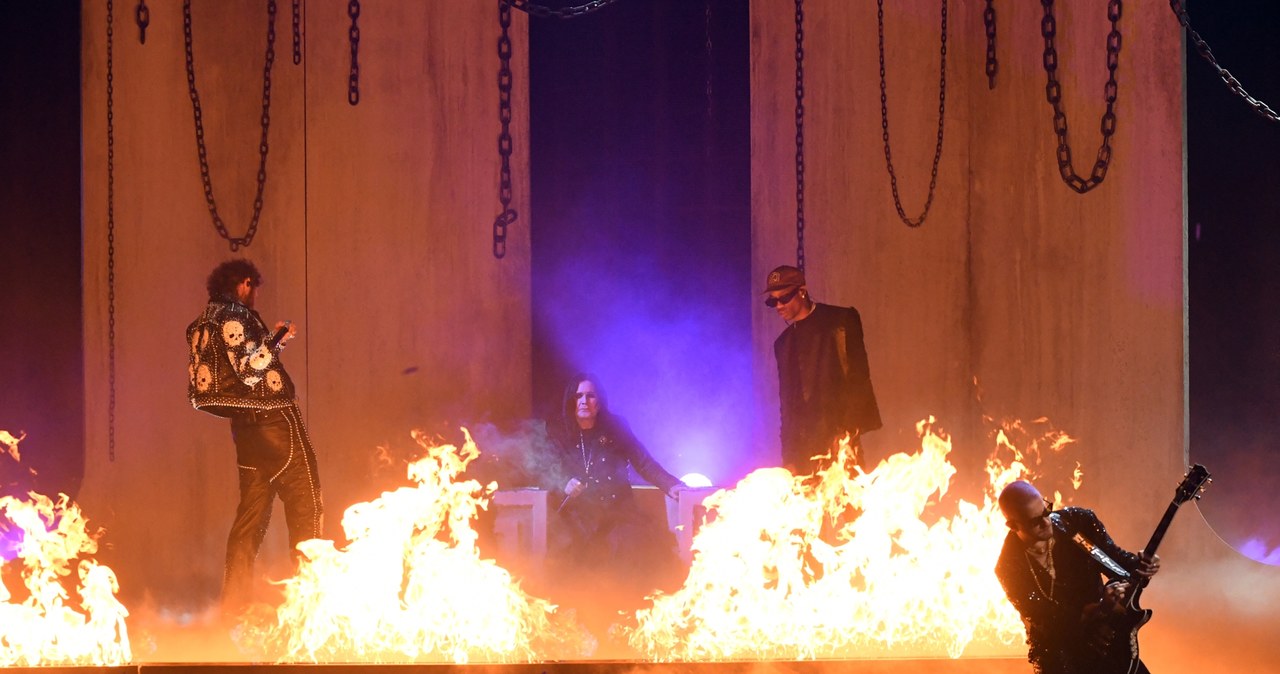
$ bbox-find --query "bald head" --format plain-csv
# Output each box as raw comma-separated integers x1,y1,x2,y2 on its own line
999,480,1053,543
999,480,1041,515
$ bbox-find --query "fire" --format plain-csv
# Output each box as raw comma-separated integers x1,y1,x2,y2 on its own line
0,431,131,666
1,430,23,462
629,418,1063,660
985,417,1082,505
250,428,584,663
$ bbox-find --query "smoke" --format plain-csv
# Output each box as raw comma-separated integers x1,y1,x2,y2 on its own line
465,420,571,492
1135,554,1280,673
1191,431,1280,566
535,247,762,488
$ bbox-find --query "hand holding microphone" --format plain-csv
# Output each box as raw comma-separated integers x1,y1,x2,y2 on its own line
267,320,297,349
557,477,587,513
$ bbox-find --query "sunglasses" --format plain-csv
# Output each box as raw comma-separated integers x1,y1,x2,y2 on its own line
1011,498,1054,528
765,287,801,308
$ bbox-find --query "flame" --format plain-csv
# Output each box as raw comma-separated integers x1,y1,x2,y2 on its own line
1,430,23,462
0,430,131,666
629,417,1064,660
249,428,584,663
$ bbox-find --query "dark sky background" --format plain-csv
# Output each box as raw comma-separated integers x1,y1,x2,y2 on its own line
2,0,1278,564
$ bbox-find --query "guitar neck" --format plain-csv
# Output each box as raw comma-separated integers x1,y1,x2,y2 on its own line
1130,500,1180,598
1129,465,1211,607
1143,501,1181,558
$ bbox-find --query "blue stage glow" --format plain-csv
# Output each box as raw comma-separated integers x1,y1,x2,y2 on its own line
537,247,770,488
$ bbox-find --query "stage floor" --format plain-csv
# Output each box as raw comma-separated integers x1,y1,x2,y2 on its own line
12,660,1028,674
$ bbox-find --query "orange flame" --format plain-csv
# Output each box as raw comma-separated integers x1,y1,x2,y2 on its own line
629,418,1054,660
0,430,23,462
0,430,131,666
250,428,584,663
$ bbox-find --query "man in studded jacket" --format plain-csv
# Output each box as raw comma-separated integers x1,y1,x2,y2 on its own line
995,480,1160,674
187,259,323,615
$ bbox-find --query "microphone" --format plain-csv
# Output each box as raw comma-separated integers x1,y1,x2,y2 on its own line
557,477,585,513
266,321,292,349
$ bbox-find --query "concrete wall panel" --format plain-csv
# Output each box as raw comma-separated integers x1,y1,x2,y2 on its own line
751,0,1185,541
80,0,530,609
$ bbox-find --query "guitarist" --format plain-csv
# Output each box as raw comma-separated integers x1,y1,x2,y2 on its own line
995,480,1160,674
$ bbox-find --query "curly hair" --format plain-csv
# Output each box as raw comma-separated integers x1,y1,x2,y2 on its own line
205,259,262,301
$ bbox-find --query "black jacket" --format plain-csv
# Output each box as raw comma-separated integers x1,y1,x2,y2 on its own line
187,298,295,417
774,302,881,467
545,377,681,512
995,507,1144,671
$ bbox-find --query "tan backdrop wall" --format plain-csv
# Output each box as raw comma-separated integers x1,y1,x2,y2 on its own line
751,0,1185,541
80,0,531,609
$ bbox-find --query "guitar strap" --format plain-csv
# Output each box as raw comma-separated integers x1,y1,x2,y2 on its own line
1071,532,1132,579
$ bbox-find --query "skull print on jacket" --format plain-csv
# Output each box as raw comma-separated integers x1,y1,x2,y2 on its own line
187,298,296,417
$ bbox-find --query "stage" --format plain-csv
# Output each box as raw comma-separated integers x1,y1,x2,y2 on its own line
9,659,1029,674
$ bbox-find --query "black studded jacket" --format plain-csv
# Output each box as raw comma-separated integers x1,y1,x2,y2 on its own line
995,507,1144,671
186,297,295,417
549,414,682,509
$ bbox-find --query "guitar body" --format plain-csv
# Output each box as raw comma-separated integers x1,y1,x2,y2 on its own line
1084,464,1210,674
1093,604,1152,674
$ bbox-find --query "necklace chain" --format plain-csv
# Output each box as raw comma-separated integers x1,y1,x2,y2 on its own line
579,431,593,475
1024,538,1056,600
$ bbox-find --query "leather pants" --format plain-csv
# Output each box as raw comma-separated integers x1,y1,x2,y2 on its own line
222,404,323,613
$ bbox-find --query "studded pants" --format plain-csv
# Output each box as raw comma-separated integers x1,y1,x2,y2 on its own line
222,403,323,614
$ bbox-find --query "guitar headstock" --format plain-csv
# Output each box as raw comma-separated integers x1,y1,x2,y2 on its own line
1173,463,1212,506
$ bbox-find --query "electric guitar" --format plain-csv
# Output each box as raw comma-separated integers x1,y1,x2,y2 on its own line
1092,463,1212,674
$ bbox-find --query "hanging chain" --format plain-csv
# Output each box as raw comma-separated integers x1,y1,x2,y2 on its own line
347,0,360,105
983,0,997,89
1041,0,1122,194
493,0,517,259
292,0,302,65
486,0,625,259
793,0,806,273
877,0,948,228
499,0,625,20
107,0,118,462
1169,0,1280,123
183,0,276,251
135,0,149,44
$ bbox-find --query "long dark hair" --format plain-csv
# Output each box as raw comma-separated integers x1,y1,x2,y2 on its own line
559,372,612,436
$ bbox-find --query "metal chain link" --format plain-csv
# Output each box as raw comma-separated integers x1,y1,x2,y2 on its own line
135,0,149,44
487,0,626,259
107,0,118,462
500,0,625,20
493,0,517,258
1041,0,1122,194
984,0,997,89
877,0,948,228
292,0,302,65
348,0,360,105
183,0,277,251
794,0,806,272
1169,0,1280,123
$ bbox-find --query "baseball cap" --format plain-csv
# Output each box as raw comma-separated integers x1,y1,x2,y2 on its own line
764,265,806,293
